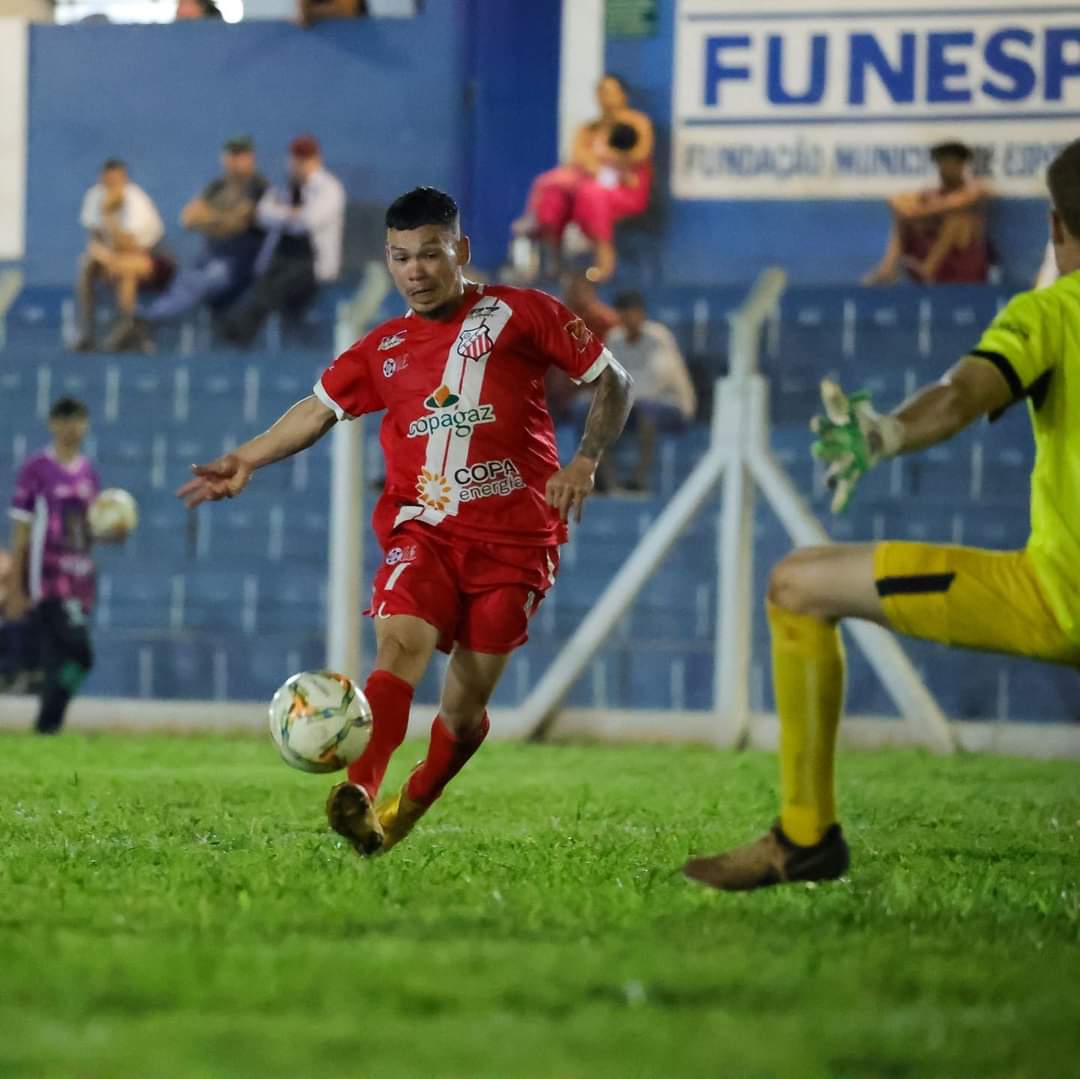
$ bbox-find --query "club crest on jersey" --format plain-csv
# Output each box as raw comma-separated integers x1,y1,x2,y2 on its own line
457,324,494,360
378,331,407,351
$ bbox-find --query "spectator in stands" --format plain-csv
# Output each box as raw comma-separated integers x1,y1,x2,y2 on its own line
595,291,696,493
220,134,345,348
514,74,654,283
138,136,267,330
545,273,619,423
74,159,174,353
176,0,223,16
863,141,990,286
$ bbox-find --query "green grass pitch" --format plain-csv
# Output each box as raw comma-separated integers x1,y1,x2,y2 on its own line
1,731,1078,1078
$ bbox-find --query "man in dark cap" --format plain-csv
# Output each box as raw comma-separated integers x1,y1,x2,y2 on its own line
136,135,268,332
220,133,345,347
864,140,990,285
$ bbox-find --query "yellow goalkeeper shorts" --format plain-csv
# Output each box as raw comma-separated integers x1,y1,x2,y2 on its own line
873,541,1080,665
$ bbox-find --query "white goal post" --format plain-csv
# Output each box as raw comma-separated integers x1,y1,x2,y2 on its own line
503,269,956,753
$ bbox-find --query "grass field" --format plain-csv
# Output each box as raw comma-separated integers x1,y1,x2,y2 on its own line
1,731,1078,1079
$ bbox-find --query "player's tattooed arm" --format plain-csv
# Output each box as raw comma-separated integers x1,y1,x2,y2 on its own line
177,395,336,508
546,360,633,523
578,360,634,462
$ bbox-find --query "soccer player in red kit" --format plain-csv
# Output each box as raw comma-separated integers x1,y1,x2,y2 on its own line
179,187,633,856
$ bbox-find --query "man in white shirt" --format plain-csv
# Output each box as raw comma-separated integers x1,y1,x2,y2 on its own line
74,159,173,353
601,291,696,493
220,134,346,347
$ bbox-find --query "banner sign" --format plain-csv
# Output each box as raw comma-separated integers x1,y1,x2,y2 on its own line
672,0,1080,198
0,19,27,258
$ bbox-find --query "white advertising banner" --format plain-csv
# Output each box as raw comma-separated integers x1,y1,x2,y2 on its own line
672,0,1080,199
0,19,27,258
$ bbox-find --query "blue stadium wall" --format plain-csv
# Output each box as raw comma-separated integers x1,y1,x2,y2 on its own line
606,2,1054,288
23,1,561,283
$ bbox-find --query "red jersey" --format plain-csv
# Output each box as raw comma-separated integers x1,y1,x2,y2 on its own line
315,283,612,548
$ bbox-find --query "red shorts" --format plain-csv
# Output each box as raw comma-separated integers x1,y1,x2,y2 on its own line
366,525,560,655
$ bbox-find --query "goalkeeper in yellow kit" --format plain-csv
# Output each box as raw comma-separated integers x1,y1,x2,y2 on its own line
684,137,1080,892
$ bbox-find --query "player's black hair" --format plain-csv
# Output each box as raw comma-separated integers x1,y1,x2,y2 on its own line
608,123,639,152
385,187,459,232
49,396,88,420
930,141,972,163
1048,137,1080,239
613,290,646,311
101,158,126,172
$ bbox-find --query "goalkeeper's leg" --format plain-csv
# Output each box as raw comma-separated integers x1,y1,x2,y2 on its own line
685,544,884,891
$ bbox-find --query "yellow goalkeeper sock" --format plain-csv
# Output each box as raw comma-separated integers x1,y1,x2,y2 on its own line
768,600,844,847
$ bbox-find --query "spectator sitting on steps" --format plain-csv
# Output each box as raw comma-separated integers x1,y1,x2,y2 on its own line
219,134,345,348
137,135,268,331
74,159,175,354
864,141,990,286
578,290,696,495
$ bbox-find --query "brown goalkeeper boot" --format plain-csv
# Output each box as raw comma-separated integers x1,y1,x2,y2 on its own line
326,782,385,857
683,822,850,892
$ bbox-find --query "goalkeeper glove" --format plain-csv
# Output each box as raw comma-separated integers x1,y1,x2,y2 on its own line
811,379,904,513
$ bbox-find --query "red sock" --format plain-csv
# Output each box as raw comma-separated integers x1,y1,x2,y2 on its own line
346,669,414,798
406,712,491,807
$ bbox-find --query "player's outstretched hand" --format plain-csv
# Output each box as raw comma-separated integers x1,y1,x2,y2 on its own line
811,379,903,514
546,455,596,524
176,453,253,508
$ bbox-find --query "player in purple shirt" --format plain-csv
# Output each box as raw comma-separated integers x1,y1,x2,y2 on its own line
5,397,100,734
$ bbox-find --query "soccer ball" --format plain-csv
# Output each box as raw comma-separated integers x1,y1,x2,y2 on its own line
268,670,372,774
88,488,138,539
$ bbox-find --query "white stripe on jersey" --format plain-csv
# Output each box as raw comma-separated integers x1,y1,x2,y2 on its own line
396,294,515,531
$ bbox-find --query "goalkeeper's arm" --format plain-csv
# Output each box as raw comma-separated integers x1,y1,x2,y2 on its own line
814,356,1016,513
888,355,1015,454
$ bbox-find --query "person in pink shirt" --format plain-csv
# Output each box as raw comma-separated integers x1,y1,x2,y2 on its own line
5,398,119,733
515,74,654,284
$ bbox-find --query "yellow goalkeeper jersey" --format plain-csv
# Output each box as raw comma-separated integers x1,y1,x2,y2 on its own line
971,269,1080,644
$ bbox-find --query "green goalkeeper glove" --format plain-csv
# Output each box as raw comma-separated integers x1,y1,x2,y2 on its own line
810,379,905,513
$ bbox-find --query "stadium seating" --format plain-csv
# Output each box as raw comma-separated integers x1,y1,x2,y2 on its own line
2,282,1074,723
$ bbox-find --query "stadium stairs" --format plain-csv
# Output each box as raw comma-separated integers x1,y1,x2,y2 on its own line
1,283,1075,723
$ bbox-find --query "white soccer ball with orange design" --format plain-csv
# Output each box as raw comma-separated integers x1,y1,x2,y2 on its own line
269,670,373,774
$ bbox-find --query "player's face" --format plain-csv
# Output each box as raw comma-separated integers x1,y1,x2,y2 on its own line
49,416,88,454
386,225,470,318
101,167,126,197
619,305,646,336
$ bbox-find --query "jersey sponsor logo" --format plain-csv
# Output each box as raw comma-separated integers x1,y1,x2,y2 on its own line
424,384,460,409
416,468,453,511
407,384,496,439
453,458,526,503
385,544,417,566
378,331,407,351
564,318,594,352
457,324,495,360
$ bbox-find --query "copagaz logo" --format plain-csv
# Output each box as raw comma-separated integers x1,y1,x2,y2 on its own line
416,469,453,511
378,331,407,351
457,323,494,360
406,385,496,439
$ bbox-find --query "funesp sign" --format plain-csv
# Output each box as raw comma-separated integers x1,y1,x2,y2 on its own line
673,0,1080,198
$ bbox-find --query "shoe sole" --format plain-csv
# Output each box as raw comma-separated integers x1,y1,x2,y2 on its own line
326,783,384,857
